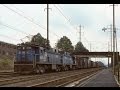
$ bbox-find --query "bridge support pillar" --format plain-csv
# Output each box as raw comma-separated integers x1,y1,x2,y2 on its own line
111,57,113,67
108,57,109,68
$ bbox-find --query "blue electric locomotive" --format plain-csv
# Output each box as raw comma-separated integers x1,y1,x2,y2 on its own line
14,43,76,74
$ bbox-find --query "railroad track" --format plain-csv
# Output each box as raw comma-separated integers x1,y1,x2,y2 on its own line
0,70,24,79
0,68,102,87
0,71,13,75
28,68,102,87
0,71,16,77
0,69,89,86
0,69,86,86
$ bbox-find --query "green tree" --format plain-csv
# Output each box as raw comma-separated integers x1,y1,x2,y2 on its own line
75,41,89,52
56,36,74,52
31,33,51,48
74,42,89,63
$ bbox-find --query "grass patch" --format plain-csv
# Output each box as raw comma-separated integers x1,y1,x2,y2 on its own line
0,55,14,70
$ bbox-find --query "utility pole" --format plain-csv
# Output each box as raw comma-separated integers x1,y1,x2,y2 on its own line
79,25,82,42
79,25,84,42
110,24,113,52
115,28,119,81
108,42,109,68
113,4,116,74
109,24,113,67
47,4,49,49
45,4,51,49
90,43,91,52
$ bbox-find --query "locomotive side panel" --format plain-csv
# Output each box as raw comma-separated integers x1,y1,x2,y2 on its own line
84,59,88,68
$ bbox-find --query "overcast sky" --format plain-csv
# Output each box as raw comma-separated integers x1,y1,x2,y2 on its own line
0,4,120,65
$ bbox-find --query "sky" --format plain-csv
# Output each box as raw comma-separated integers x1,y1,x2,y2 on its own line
0,4,120,65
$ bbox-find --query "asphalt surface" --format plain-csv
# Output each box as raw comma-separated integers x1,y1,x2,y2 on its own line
78,69,119,87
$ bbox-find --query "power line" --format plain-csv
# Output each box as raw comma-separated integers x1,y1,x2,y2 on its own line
54,4,90,45
0,22,32,43
54,4,76,29
11,4,61,39
9,4,25,14
53,5,76,42
1,4,61,39
57,4,63,10
1,4,46,30
57,4,73,23
56,4,94,51
0,22,30,36
11,4,61,38
53,4,76,39
0,33,20,41
0,21,50,43
54,4,70,22
54,4,75,29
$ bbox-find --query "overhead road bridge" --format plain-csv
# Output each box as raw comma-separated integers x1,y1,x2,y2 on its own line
72,52,120,67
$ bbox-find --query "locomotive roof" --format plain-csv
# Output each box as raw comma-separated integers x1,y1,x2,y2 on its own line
17,43,42,47
17,43,73,56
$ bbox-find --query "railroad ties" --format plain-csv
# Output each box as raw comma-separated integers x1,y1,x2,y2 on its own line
0,68,101,87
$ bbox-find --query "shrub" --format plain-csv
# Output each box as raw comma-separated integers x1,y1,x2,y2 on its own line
0,55,14,70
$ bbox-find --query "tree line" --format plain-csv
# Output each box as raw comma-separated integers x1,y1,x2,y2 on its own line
24,33,89,53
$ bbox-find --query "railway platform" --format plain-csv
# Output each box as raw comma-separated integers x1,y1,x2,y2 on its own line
77,69,119,87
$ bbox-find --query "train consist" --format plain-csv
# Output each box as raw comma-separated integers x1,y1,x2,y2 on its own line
14,43,101,74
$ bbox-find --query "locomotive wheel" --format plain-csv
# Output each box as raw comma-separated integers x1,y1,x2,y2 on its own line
38,66,45,74
58,67,61,72
35,67,40,74
55,67,59,72
66,66,69,71
64,67,67,71
72,66,76,70
57,66,60,72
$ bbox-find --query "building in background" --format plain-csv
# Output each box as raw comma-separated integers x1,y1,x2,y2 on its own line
0,41,16,58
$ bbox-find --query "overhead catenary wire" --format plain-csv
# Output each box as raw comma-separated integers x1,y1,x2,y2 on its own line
53,4,77,42
54,4,70,22
1,4,90,48
1,4,61,39
54,4,90,47
9,4,25,14
54,4,76,30
0,33,20,41
0,21,43,43
56,4,74,26
1,4,46,30
0,22,30,36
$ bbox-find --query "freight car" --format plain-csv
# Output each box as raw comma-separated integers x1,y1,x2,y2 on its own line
14,43,76,74
88,60,98,68
75,57,87,69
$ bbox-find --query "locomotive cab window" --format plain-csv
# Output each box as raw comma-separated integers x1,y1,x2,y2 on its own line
23,47,25,50
27,47,31,50
17,47,21,50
